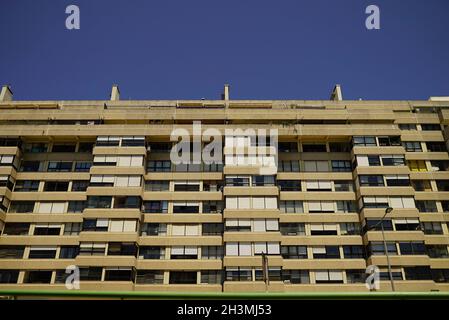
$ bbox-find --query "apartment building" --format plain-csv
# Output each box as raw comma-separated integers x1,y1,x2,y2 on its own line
0,84,449,292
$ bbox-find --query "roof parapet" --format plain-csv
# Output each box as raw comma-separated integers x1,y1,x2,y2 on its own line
110,84,120,101
330,84,343,101
0,85,13,101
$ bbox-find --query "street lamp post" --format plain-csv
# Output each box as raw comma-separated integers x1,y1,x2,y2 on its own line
368,207,396,292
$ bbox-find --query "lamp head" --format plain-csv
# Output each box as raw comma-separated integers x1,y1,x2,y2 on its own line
385,207,393,214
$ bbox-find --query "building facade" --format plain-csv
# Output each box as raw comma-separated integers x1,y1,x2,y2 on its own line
1,84,449,292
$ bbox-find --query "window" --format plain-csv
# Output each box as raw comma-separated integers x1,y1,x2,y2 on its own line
83,219,109,232
278,160,300,172
107,243,138,256
353,136,376,147
104,268,135,281
315,270,343,283
253,219,279,232
278,142,298,152
310,224,338,235
78,142,94,153
340,223,360,235
255,268,282,281
93,155,117,166
278,180,301,191
64,223,81,235
0,246,24,259
331,160,351,172
225,219,251,232
312,246,340,259
415,200,437,212
329,142,351,152
225,243,252,256
385,175,410,187
143,201,168,213
60,246,79,259
172,224,199,236
343,246,365,259
34,224,61,236
96,136,120,147
398,124,417,130
47,161,73,172
147,142,172,153
24,271,52,284
28,247,57,259
334,181,353,191
2,223,30,235
226,197,277,210
426,142,447,152
169,271,197,284
421,124,440,131
225,268,252,281
251,175,275,186
202,223,223,236
336,201,357,213
399,242,426,255
430,160,449,171
282,270,309,284
308,201,334,213
79,243,106,256
147,160,171,172
109,220,137,232
0,270,19,283
23,143,47,153
121,136,145,147
13,180,39,192
173,201,200,213
44,181,69,192
203,201,224,214
381,155,405,166
254,242,280,255
281,246,307,259
403,142,422,152
364,219,393,232
279,201,303,213
114,196,141,209
304,160,328,172
201,246,223,259
8,201,35,213
51,144,76,152
426,245,449,258
67,201,86,213
174,181,200,192
72,180,89,191
114,176,141,187
394,219,420,231
436,180,449,191
362,196,389,209
79,267,103,281
170,246,198,259
87,196,112,209
140,223,167,236
0,175,15,190
432,269,449,283
201,271,223,284
359,175,384,187
20,161,41,172
74,162,92,172
367,242,397,256
412,180,432,191
280,223,305,236
0,155,15,167
421,222,443,235
378,136,401,146
306,181,331,191
145,180,170,191
136,270,164,284
225,176,250,186
408,160,427,172
404,266,432,280
302,144,327,152
346,270,366,283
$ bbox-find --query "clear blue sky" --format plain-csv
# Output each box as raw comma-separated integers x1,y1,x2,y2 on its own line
0,0,448,101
